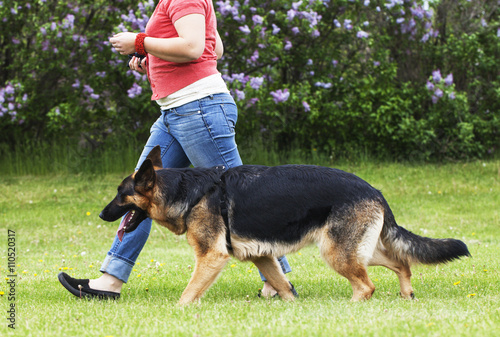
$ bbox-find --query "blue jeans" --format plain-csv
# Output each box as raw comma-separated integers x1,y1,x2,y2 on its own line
100,93,291,282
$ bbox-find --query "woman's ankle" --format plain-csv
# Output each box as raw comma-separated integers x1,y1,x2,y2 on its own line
89,273,123,293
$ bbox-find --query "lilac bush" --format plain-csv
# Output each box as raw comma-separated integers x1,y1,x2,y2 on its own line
0,0,498,160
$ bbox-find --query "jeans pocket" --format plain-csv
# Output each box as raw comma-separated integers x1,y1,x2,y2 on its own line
219,102,238,134
173,108,201,117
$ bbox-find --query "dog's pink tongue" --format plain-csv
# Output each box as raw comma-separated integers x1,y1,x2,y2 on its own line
116,212,132,242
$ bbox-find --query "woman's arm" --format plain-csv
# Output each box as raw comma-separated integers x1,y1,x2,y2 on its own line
109,14,206,63
215,30,223,60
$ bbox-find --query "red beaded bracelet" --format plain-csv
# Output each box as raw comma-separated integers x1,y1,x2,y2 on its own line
135,33,148,56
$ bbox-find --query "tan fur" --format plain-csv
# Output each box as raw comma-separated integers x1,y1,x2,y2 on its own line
230,227,325,261
178,197,230,305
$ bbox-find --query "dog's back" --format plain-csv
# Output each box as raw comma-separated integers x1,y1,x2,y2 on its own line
224,165,384,241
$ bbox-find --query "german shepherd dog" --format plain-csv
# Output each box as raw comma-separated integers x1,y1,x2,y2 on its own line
100,146,470,305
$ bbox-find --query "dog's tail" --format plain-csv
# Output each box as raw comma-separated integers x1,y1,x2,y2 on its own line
381,204,471,265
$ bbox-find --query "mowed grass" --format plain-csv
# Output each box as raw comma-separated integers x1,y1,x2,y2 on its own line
0,160,499,336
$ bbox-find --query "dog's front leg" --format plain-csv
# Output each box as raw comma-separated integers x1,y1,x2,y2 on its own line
251,256,296,301
178,250,230,305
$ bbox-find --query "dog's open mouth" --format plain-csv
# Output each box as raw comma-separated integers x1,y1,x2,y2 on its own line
116,208,147,241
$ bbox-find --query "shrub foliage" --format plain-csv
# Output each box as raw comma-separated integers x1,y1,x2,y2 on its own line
1,0,498,160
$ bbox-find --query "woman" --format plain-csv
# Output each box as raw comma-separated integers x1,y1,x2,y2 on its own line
58,0,292,299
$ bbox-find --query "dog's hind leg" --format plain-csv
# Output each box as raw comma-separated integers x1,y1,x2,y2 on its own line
251,256,296,301
321,236,376,301
178,249,230,305
323,250,375,301
369,249,414,299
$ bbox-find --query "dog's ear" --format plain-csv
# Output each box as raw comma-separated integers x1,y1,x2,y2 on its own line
135,158,156,191
146,145,163,169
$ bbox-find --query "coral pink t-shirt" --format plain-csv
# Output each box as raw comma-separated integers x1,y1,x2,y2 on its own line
145,0,219,100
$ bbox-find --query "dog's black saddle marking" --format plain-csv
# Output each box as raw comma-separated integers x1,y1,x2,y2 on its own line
215,166,232,251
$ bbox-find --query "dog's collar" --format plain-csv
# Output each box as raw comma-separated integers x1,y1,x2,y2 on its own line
216,166,232,251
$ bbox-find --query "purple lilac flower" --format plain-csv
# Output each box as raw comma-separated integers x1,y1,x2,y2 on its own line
364,0,370,6
231,73,248,85
270,89,290,103
292,27,300,34
357,31,369,38
83,85,94,94
411,6,425,19
5,85,15,95
431,95,438,104
432,70,442,82
449,91,456,100
234,89,245,101
444,73,453,86
72,79,80,88
272,24,280,35
426,81,434,91
250,77,264,90
396,18,405,24
246,98,259,107
252,15,263,25
63,14,75,30
127,83,142,98
292,1,303,10
332,60,338,67
373,61,380,66
302,101,311,112
344,19,353,30
239,25,251,35
79,36,88,46
333,19,341,28
434,88,443,98
217,1,238,17
250,50,259,63
311,29,320,38
301,11,320,28
284,41,292,50
287,9,296,21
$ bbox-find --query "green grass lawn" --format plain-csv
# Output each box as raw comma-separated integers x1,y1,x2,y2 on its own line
1,160,499,336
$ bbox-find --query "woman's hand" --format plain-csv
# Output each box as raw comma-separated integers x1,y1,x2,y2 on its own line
129,55,147,74
109,32,137,55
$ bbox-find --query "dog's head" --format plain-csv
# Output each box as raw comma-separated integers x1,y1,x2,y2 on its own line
99,146,163,236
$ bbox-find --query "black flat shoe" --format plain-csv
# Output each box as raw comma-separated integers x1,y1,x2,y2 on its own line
58,272,120,300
